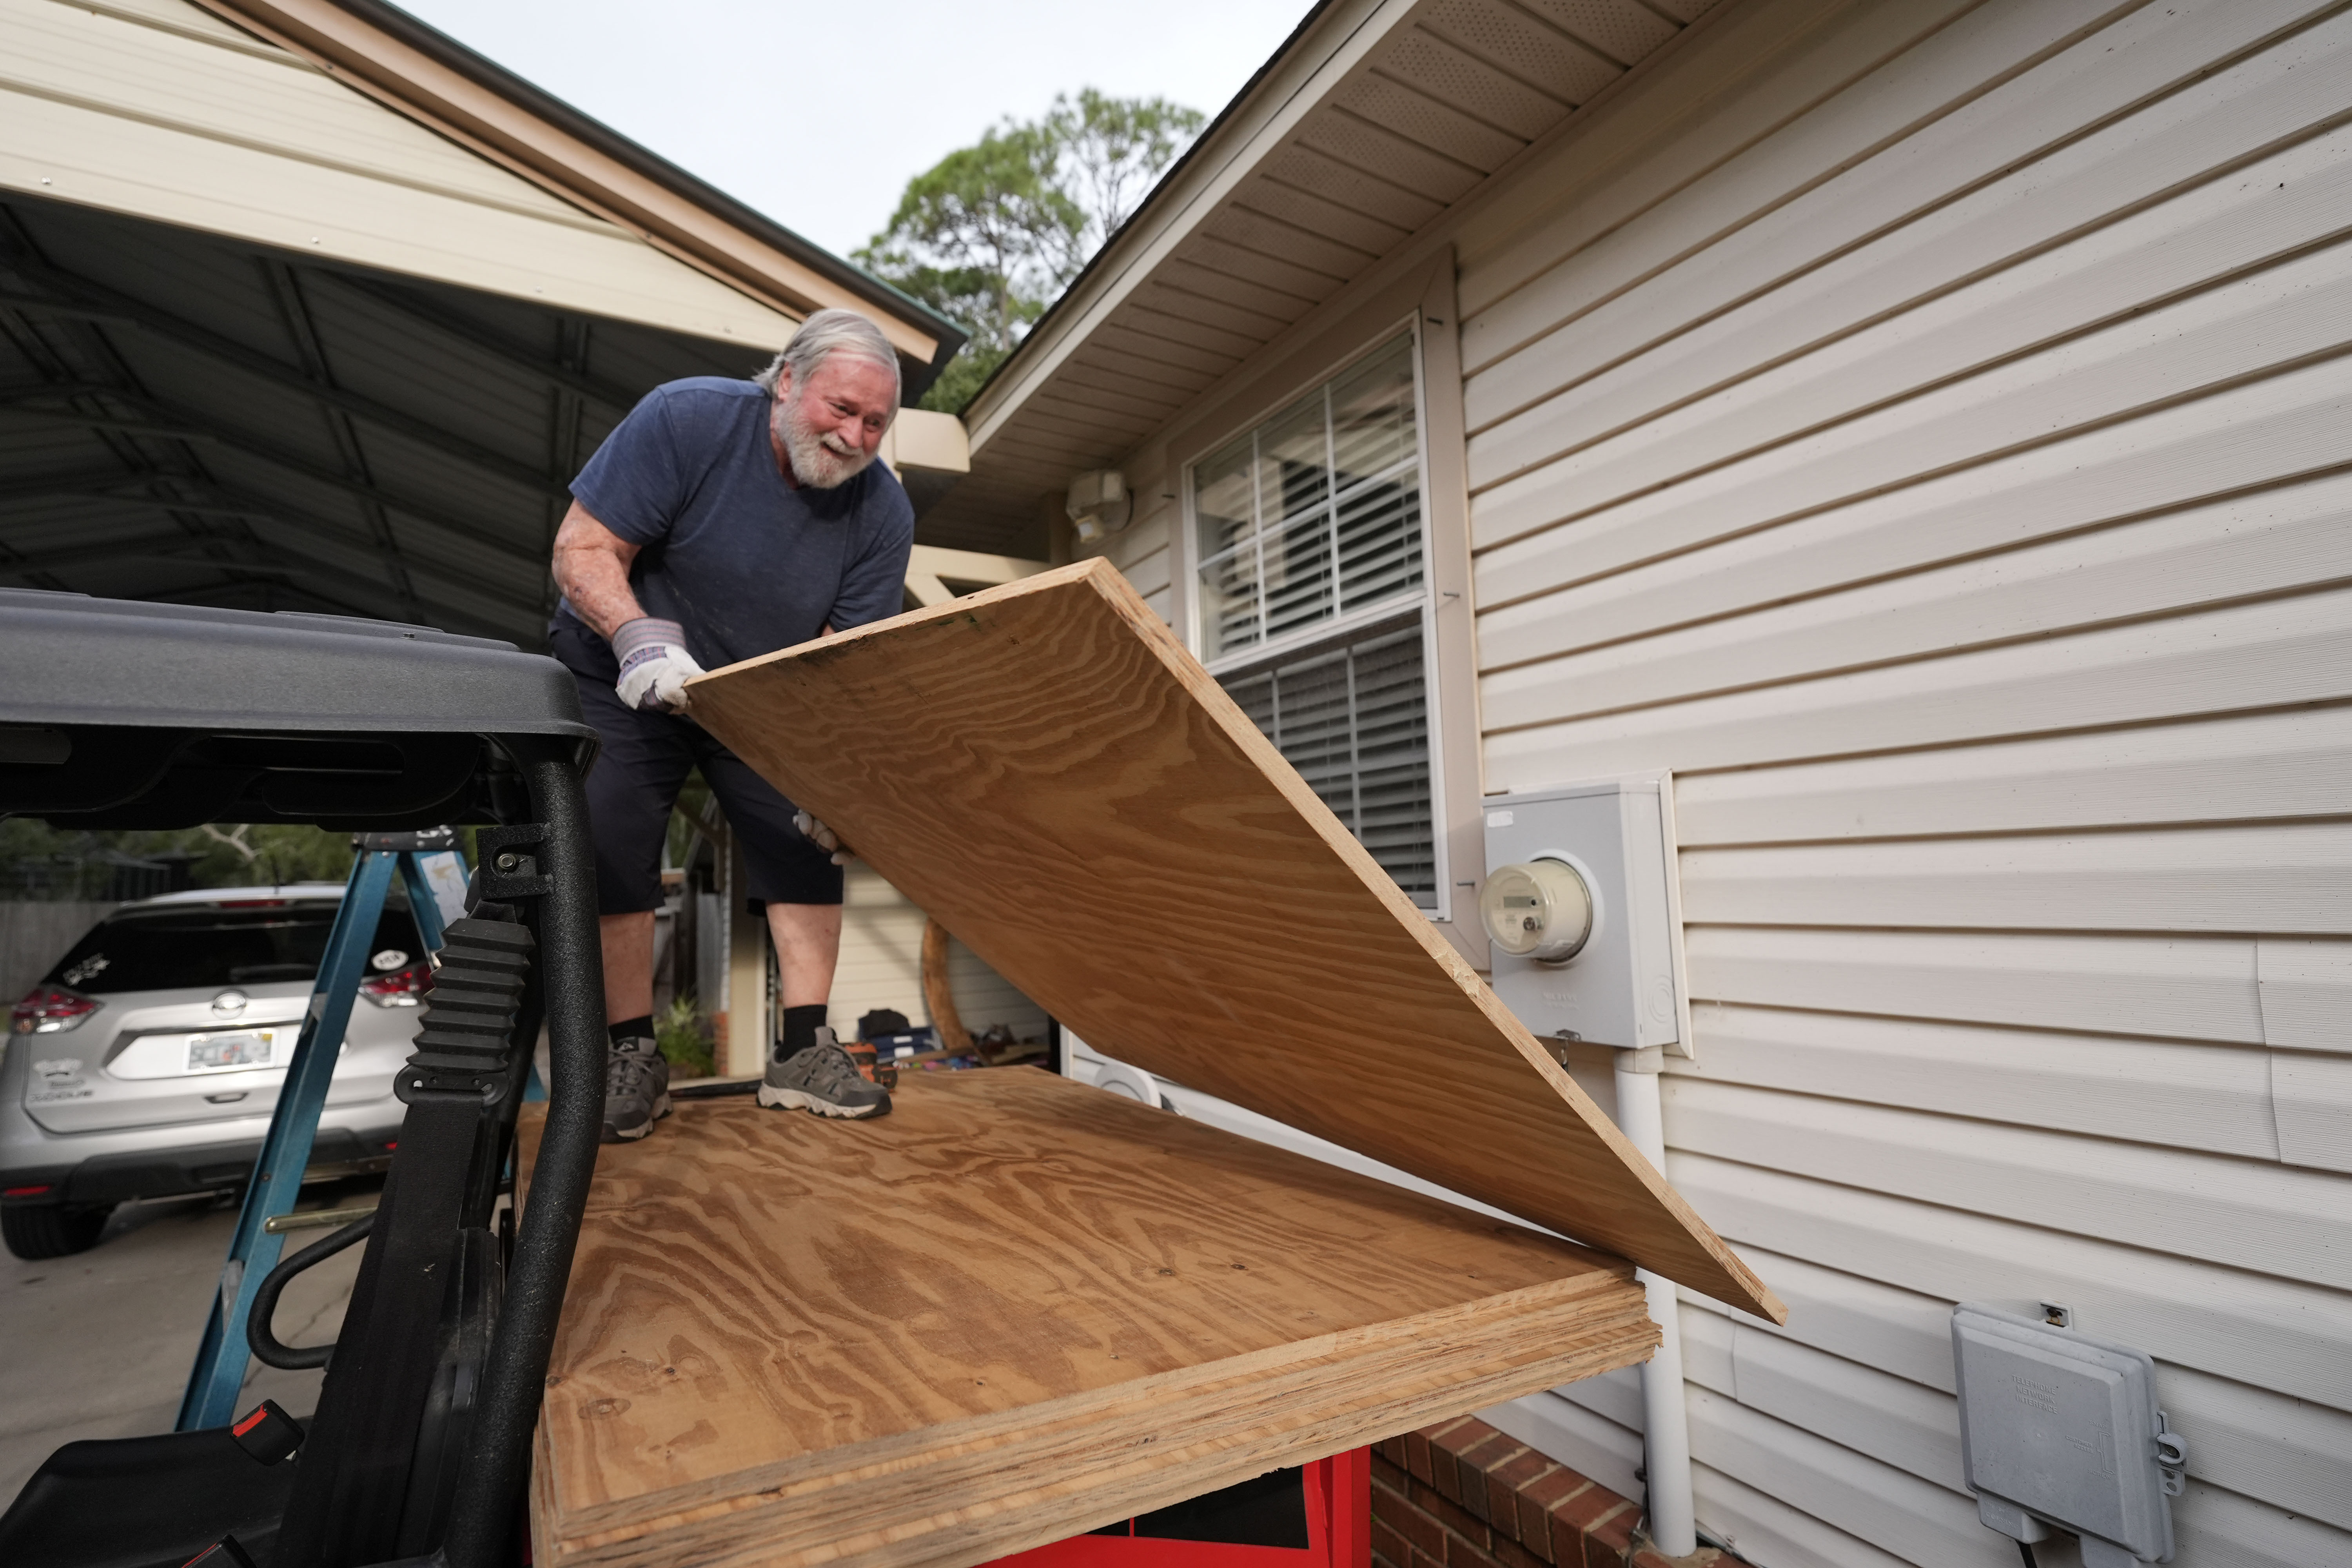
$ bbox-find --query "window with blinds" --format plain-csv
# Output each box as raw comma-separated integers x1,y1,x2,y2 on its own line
1192,332,1437,908
1194,335,1422,661
1218,613,1435,906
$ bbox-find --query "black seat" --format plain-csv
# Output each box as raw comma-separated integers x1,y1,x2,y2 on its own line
0,1429,298,1568
0,590,610,1568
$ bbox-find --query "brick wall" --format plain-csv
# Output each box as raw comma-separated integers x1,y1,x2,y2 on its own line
1370,1415,1729,1568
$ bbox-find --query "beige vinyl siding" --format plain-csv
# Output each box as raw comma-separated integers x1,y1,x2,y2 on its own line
0,0,801,345
829,864,1049,1047
1114,510,1176,625
1098,503,1178,626
1447,0,2352,1561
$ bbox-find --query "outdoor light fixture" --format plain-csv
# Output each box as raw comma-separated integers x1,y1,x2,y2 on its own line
1066,468,1131,543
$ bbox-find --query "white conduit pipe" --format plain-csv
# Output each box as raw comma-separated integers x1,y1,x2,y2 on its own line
1613,1045,1697,1558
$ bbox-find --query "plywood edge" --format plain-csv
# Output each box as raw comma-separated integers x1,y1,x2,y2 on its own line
557,1327,1652,1568
546,1268,1635,1536
683,563,1786,1325
530,1416,560,1568
685,559,1106,687
536,1274,1657,1568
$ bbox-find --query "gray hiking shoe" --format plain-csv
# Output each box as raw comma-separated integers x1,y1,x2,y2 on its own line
602,1036,671,1143
759,1026,891,1119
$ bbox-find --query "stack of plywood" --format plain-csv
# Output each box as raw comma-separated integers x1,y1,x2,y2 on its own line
522,1076,1655,1568
527,562,1779,1568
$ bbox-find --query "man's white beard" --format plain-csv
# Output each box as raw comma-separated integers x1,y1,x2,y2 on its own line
775,392,874,490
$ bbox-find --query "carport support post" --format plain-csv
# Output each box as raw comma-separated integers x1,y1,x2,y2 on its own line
724,835,770,1077
176,850,398,1430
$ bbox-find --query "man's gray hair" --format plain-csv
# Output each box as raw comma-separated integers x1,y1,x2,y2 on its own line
754,309,901,400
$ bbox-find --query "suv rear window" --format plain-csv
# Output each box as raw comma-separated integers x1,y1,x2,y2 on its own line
43,902,425,993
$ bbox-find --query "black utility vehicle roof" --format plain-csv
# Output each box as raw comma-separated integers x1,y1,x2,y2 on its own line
0,590,592,829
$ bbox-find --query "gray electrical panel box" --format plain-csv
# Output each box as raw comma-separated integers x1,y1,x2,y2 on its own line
1481,777,1686,1054
1952,1304,2186,1566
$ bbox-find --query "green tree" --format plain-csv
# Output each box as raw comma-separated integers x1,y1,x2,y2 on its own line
855,123,1082,413
1049,89,1207,254
876,261,1029,414
0,818,359,900
860,92,1205,414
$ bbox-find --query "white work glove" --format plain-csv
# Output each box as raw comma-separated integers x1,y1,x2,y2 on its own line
794,809,855,866
611,617,704,713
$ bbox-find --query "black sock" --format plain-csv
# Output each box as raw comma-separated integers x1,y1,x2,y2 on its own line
779,1004,828,1061
608,1015,653,1046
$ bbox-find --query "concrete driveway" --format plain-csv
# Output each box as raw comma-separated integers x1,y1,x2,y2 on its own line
0,1179,373,1504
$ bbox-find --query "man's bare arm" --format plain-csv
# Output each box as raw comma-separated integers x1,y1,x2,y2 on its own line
550,500,646,640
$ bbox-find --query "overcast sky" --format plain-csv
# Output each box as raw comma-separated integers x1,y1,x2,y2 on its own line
397,0,1314,260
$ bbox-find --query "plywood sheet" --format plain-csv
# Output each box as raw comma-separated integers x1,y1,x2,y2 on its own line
690,559,1779,1319
523,1071,1655,1568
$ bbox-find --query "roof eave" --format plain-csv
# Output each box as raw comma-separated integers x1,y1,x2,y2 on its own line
191,0,968,396
948,0,1347,426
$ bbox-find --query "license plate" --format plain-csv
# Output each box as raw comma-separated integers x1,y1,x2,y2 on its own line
187,1031,276,1070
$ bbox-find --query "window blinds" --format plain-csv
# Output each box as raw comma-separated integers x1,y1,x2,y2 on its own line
1218,613,1436,907
1195,336,1423,660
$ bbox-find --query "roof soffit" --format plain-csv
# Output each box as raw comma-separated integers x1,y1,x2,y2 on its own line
934,0,1720,552
962,0,1408,450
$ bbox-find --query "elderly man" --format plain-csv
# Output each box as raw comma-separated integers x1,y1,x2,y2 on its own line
548,309,909,1141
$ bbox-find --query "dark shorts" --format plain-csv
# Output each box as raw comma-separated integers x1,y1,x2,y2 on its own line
550,622,842,914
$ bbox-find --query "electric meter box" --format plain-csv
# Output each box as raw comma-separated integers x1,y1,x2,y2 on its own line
1482,778,1686,1054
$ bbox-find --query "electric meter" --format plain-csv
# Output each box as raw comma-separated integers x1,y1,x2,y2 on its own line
1479,857,1595,963
1483,779,1689,1054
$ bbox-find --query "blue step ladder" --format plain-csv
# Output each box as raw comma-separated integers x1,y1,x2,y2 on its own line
176,828,473,1431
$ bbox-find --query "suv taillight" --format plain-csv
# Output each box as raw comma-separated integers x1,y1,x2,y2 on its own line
11,986,101,1034
358,962,433,1007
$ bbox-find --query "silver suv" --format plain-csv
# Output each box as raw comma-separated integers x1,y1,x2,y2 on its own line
0,883,428,1258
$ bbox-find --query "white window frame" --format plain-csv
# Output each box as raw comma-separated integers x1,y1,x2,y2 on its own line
1182,318,1457,921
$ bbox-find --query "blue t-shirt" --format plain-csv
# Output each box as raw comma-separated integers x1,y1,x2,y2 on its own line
554,377,913,671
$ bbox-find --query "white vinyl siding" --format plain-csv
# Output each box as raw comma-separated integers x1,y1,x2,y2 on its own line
1447,0,2352,1563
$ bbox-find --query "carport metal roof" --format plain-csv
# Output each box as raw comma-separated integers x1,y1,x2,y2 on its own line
1,0,967,644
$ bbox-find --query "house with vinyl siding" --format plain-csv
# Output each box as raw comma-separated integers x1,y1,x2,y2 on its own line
918,0,2352,1563
8,0,2349,1557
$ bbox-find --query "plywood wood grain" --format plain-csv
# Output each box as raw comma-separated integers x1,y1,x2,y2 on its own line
521,1071,1655,1568
688,559,1778,1319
